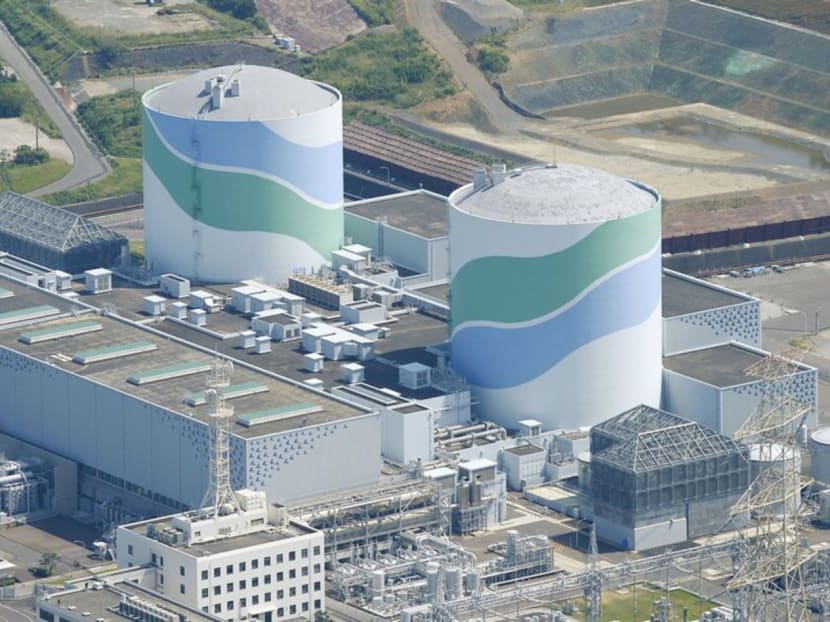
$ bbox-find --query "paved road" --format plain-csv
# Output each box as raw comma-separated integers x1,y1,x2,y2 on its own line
0,601,34,622
0,20,110,197
402,0,527,135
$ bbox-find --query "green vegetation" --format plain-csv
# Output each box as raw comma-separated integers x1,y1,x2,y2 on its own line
703,1,830,35
0,68,61,137
77,91,141,158
203,0,256,20
305,27,457,108
347,0,397,26
129,240,145,262
12,145,48,165
0,0,262,82
43,157,141,205
33,552,60,578
557,585,717,621
0,158,70,194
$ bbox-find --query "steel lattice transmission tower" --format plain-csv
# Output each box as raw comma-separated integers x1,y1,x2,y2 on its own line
199,358,241,517
727,348,815,622
585,523,603,622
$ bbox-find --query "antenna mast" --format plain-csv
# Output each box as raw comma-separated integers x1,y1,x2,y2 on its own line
199,358,240,516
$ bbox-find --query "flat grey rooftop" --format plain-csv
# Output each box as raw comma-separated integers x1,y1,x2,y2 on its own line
505,444,544,456
663,272,751,317
450,164,657,224
413,283,449,303
663,344,766,387
155,308,448,400
42,582,217,622
126,515,312,554
0,278,367,439
144,65,339,120
346,190,449,238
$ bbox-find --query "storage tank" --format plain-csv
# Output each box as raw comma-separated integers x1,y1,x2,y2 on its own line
749,442,802,515
142,65,343,283
809,427,830,485
448,164,662,429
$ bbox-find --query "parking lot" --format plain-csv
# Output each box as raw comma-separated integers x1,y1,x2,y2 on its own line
707,261,830,422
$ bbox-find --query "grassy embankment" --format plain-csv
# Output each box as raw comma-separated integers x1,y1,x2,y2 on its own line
0,0,263,82
43,90,142,204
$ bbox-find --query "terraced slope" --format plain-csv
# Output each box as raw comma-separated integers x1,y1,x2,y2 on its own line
497,0,830,133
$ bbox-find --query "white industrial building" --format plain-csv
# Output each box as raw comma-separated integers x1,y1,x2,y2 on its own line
345,189,449,284
117,490,325,622
662,268,761,355
663,342,817,436
0,277,380,521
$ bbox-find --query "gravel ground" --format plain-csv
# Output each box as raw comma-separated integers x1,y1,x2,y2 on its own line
0,118,72,163
52,0,214,36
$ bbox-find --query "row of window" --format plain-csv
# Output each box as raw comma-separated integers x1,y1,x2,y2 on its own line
199,565,322,595
199,580,322,600
198,548,321,580
79,463,187,511
204,598,322,616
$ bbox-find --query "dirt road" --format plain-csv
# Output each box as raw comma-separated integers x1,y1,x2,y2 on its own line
403,0,527,135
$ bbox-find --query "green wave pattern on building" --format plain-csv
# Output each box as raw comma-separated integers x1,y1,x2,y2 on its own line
450,207,660,330
143,114,343,259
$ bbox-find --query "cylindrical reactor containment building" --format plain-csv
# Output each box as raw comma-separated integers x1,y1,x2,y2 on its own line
448,164,662,430
142,65,343,283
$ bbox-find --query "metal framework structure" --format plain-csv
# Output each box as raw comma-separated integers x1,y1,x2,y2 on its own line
591,407,749,531
0,192,126,272
199,359,240,516
287,477,445,563
726,348,817,622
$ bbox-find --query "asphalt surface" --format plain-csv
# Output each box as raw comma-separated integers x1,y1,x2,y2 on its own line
402,0,527,135
0,601,34,622
0,20,110,196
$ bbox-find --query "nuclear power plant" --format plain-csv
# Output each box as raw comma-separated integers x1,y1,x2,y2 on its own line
0,60,828,622
142,65,343,284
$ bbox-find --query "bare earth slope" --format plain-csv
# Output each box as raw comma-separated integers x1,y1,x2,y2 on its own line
255,0,366,53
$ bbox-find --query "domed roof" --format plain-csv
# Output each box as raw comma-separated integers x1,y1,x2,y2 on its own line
450,163,657,225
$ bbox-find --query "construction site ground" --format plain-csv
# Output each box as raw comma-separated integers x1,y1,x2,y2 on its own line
52,0,216,36
0,118,72,163
253,0,366,53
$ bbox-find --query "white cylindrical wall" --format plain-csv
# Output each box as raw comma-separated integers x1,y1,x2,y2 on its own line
810,428,830,485
142,65,343,284
448,164,662,430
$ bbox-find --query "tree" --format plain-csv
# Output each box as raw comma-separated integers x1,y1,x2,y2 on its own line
13,145,49,166
0,87,24,118
37,552,59,577
477,47,509,73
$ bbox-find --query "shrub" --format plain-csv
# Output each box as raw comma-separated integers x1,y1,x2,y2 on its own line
13,145,49,166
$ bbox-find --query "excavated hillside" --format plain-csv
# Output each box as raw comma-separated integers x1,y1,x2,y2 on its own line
498,0,830,134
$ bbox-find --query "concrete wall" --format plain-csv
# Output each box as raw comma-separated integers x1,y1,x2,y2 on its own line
381,408,434,465
661,370,720,432
596,515,687,551
663,299,761,356
344,213,448,281
244,413,381,504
